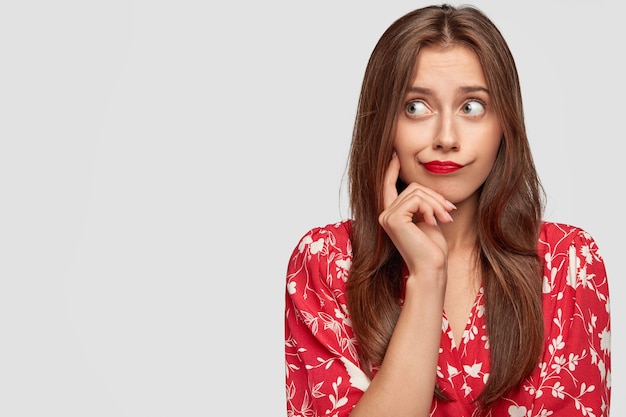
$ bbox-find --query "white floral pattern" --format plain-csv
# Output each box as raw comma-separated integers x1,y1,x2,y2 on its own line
285,221,611,417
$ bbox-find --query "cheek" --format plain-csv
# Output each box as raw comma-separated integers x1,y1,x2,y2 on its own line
392,124,407,152
393,140,415,180
393,113,417,145
490,132,503,159
482,133,503,174
393,121,427,155
482,123,502,158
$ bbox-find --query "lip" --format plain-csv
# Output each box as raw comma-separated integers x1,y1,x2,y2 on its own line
422,160,464,174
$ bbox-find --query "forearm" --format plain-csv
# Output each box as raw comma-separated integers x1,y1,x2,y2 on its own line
350,276,445,417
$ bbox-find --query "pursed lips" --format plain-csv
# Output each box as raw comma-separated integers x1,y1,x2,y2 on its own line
422,160,464,174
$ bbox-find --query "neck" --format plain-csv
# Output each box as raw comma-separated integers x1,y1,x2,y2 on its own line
439,194,479,252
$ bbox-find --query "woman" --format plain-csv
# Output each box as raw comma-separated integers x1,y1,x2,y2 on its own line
284,4,610,417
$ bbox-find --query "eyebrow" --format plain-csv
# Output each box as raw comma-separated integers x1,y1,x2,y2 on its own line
406,85,490,94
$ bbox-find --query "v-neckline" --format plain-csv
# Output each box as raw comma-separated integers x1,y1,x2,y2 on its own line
442,286,484,351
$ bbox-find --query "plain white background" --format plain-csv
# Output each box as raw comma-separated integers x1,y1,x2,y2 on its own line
0,0,621,415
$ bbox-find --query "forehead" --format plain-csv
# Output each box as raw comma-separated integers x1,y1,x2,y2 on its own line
411,45,487,87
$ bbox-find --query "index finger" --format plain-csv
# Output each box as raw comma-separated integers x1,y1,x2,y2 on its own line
382,152,401,209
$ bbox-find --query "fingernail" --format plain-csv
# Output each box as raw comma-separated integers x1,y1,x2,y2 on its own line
445,200,457,210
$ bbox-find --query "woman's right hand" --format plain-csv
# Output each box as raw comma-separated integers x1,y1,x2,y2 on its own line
378,152,456,276
351,153,455,417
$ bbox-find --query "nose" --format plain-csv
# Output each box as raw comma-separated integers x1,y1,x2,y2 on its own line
433,113,459,151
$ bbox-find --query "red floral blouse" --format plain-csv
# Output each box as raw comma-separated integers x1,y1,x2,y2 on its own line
284,221,611,417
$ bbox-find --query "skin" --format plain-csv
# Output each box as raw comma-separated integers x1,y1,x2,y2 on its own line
351,45,503,417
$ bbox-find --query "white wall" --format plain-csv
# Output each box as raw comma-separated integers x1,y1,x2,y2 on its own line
0,1,621,415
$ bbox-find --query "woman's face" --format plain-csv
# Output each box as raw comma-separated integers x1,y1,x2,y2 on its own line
393,44,502,205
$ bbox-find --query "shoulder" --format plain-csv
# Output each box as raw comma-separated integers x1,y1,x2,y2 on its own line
289,220,353,261
286,220,353,296
539,221,608,301
538,221,604,261
539,221,591,244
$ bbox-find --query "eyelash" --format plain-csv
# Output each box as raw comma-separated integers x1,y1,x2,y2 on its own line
462,99,487,115
405,100,428,116
404,98,487,115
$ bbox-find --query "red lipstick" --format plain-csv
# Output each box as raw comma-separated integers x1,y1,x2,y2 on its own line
422,160,463,174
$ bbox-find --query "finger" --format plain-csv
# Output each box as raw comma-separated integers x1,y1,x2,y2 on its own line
395,186,455,225
405,191,440,226
402,183,456,213
382,152,401,210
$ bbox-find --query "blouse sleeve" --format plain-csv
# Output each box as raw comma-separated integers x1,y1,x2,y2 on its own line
284,224,370,417
522,226,611,417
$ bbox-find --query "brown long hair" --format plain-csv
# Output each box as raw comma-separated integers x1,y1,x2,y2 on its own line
346,4,545,411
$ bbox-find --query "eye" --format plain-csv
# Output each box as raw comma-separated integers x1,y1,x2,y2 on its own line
405,100,429,116
461,100,485,116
